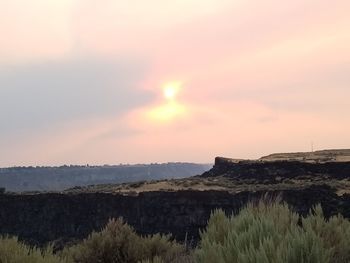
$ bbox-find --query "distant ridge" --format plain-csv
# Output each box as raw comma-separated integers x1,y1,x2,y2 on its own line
260,149,350,163
0,163,212,192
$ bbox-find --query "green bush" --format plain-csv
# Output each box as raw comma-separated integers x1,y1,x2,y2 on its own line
62,218,186,263
0,236,63,263
195,201,350,263
302,205,350,262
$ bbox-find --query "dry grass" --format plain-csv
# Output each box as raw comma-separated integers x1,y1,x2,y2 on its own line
63,176,350,197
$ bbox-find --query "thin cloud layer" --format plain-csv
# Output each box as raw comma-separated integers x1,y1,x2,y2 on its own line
0,57,150,134
0,0,349,166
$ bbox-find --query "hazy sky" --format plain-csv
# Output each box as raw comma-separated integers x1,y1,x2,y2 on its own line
1,0,350,166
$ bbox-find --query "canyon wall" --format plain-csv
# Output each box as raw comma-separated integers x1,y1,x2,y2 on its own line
0,185,349,247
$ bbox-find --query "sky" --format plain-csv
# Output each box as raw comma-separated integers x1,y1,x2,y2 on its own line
0,0,350,166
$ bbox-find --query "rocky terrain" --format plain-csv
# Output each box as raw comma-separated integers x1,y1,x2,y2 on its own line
260,149,350,162
1,185,349,248
0,149,349,248
66,149,350,196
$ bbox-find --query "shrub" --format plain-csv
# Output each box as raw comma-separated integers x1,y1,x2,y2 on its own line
0,236,63,263
302,205,350,263
62,218,141,263
195,200,350,263
141,253,195,263
63,218,186,263
141,233,186,262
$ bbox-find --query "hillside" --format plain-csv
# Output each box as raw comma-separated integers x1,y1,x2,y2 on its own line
260,149,350,162
0,163,212,192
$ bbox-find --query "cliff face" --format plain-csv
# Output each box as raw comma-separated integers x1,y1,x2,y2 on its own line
0,185,349,247
201,157,350,181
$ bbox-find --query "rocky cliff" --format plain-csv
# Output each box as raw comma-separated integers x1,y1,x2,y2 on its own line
201,156,350,182
0,185,349,248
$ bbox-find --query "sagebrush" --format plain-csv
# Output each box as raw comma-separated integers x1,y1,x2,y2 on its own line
196,201,350,263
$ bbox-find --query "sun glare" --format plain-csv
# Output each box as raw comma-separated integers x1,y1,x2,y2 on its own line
148,102,186,122
163,82,181,100
146,81,187,123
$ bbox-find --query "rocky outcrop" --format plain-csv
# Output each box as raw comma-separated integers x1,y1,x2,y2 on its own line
201,157,350,182
0,185,349,247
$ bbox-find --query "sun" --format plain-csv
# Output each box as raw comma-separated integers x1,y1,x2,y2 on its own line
163,82,181,100
145,81,187,123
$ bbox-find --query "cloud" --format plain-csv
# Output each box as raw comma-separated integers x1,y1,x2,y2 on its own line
0,57,151,135
0,0,350,165
0,0,74,63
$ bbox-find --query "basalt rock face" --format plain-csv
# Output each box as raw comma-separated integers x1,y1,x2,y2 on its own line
0,185,350,247
201,157,350,182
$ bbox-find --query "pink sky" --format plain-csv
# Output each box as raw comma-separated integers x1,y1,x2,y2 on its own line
0,0,349,166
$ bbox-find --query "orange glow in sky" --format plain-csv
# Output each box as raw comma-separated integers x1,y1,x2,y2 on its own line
1,0,350,166
147,81,187,122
